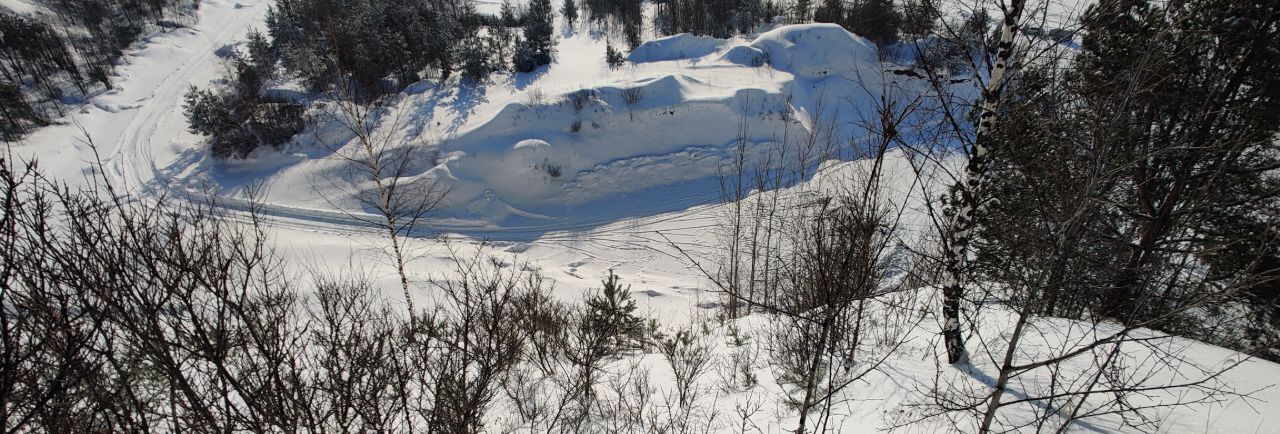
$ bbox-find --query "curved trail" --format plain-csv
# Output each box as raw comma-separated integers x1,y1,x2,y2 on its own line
96,1,728,246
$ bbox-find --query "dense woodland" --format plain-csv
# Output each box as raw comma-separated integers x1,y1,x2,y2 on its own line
2,0,1279,431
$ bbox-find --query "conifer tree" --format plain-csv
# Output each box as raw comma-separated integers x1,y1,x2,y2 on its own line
845,0,901,46
515,0,556,72
584,271,646,353
814,0,844,25
562,0,579,26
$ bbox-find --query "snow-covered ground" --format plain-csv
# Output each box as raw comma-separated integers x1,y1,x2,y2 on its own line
4,0,1279,431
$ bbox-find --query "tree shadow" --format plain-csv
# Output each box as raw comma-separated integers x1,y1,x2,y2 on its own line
445,81,490,135
959,356,1112,433
512,66,551,91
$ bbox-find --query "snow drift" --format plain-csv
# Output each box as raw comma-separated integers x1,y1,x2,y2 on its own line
628,33,726,63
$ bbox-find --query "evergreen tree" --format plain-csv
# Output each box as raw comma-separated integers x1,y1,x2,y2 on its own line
845,0,901,46
900,0,935,37
244,29,274,80
266,0,470,91
605,43,626,69
975,0,1280,343
793,0,812,22
584,271,646,353
1074,0,1280,323
0,81,42,140
813,0,844,25
514,0,555,72
562,0,578,26
183,53,304,158
501,0,522,26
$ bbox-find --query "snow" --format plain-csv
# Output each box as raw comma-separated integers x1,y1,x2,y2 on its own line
0,0,47,15
628,33,727,63
744,23,880,80
3,0,1278,431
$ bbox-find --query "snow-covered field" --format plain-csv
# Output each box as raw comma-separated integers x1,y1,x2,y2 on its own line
4,0,1279,431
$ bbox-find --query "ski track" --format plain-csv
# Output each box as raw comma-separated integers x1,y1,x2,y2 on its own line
89,0,726,254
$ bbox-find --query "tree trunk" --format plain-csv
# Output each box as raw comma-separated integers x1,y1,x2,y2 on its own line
941,0,1027,365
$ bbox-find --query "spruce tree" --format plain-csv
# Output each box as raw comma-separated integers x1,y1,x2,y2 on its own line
794,0,812,22
605,43,626,68
514,0,555,72
1074,0,1280,322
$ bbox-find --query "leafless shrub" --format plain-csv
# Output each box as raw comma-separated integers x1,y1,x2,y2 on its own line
621,85,642,106
567,88,596,113
620,85,643,121
543,162,563,178
425,246,550,433
658,325,715,416
524,87,548,107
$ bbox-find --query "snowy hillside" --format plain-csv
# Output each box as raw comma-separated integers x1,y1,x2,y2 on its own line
3,0,1278,432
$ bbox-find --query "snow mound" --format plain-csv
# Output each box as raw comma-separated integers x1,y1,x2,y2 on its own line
628,33,726,63
746,23,878,80
513,138,551,150
426,74,791,224
719,45,768,67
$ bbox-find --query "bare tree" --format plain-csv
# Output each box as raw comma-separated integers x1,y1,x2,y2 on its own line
310,86,446,332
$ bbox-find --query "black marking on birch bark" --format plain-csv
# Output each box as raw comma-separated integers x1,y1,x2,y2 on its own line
941,0,1025,365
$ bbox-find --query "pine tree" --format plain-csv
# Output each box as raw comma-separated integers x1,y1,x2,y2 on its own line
1072,0,1280,323
794,0,812,22
584,271,646,353
562,0,578,26
501,0,521,26
605,43,626,68
974,0,1280,347
844,0,901,46
900,0,934,37
514,0,555,72
0,81,42,140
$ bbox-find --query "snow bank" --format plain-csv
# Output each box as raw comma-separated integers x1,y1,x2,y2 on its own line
628,33,726,63
741,23,879,80
428,74,791,223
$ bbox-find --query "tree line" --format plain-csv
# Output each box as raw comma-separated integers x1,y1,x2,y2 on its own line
0,0,198,140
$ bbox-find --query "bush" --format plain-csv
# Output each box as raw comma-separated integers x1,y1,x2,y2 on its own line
567,88,595,112
605,43,626,69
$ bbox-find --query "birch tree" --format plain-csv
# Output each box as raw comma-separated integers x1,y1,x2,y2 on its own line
938,0,1027,365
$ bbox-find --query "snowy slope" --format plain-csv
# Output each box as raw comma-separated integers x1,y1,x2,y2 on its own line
136,22,941,234
2,0,1277,431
